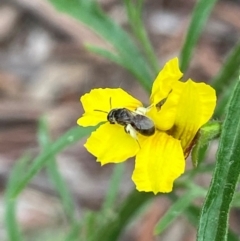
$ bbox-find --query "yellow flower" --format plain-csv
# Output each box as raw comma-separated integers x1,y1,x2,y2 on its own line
77,58,216,194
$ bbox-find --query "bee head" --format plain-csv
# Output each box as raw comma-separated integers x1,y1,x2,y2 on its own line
107,109,117,124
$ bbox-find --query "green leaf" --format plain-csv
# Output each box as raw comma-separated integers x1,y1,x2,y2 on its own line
65,221,82,241
5,200,23,241
169,195,239,241
5,155,30,241
232,192,240,208
48,0,153,92
85,44,158,86
214,79,237,118
99,190,154,241
154,188,206,235
102,163,125,211
197,78,240,241
212,41,240,96
37,118,76,222
85,44,122,64
83,211,98,241
12,125,95,197
124,0,159,74
180,0,217,71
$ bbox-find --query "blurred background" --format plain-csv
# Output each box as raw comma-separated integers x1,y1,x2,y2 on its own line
0,0,240,240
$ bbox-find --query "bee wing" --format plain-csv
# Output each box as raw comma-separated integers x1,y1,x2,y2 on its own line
133,115,154,131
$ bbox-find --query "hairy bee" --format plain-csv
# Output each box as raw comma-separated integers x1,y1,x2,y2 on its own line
107,108,155,137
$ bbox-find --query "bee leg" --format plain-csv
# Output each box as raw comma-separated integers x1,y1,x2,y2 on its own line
124,124,137,139
124,125,141,149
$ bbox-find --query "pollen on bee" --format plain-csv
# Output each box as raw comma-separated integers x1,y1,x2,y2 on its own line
135,106,149,115
125,124,137,139
125,124,141,149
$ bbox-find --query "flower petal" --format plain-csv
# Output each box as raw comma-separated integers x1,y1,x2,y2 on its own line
132,132,185,194
77,112,106,127
81,88,143,112
147,82,184,131
84,122,139,165
170,80,216,152
78,88,143,126
150,58,183,105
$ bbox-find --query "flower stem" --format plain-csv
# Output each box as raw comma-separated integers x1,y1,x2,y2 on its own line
197,77,240,241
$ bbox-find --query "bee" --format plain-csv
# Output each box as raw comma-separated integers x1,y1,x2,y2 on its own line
94,98,155,139
107,108,155,138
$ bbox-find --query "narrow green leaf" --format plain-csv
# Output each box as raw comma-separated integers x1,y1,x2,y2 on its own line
169,195,239,241
5,155,30,241
5,201,23,241
99,190,153,241
167,192,202,227
197,78,240,241
214,79,237,118
102,163,125,211
154,188,206,235
86,44,156,84
48,0,153,92
38,118,76,222
85,45,122,64
96,161,222,241
47,161,76,220
12,126,95,197
124,0,159,74
184,163,215,178
65,221,82,241
212,41,240,96
76,210,102,241
232,192,240,208
180,0,217,71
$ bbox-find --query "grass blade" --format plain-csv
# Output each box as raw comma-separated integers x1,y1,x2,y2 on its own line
124,0,159,74
5,200,23,241
168,194,239,241
154,188,206,235
65,221,82,241
5,155,30,241
102,163,125,211
85,44,147,78
99,190,153,241
12,125,95,197
180,0,217,71
48,0,153,92
212,41,240,96
214,79,237,118
37,118,76,222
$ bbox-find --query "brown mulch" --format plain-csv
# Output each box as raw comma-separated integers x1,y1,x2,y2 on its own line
0,0,240,240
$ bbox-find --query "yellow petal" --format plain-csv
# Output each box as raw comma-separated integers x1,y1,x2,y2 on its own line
84,122,139,165
147,82,184,131
150,58,183,105
78,88,142,126
77,112,106,127
170,80,216,152
132,132,185,194
81,88,142,112
147,95,179,131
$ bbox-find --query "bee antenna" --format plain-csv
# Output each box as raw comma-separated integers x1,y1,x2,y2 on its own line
94,109,108,114
109,97,112,109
